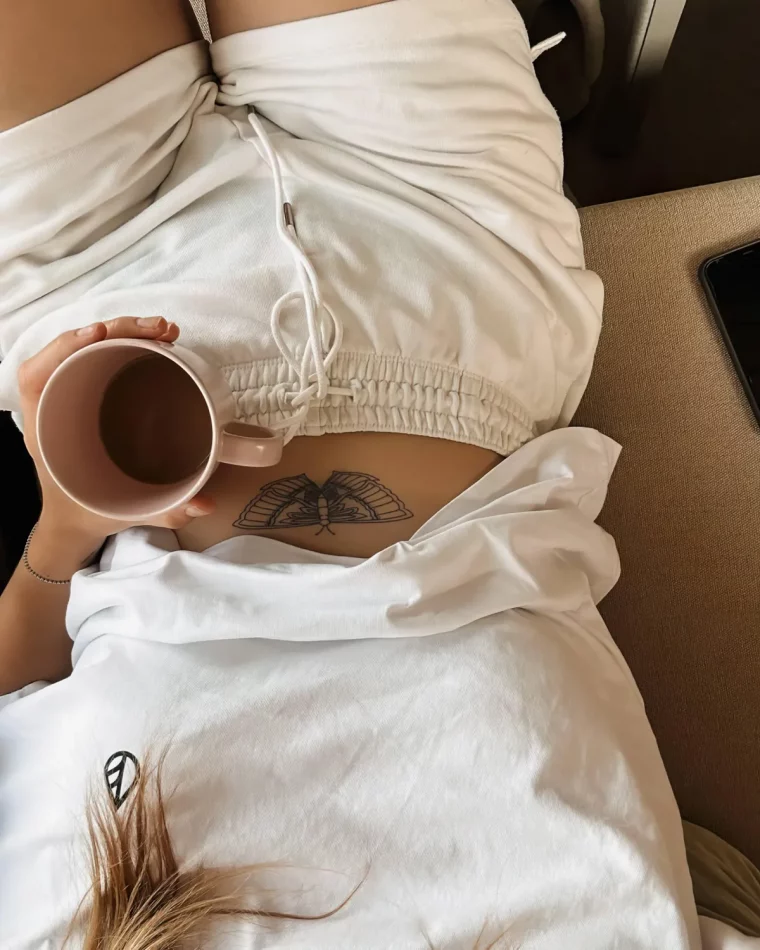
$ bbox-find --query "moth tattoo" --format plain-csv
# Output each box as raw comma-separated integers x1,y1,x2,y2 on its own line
234,471,413,535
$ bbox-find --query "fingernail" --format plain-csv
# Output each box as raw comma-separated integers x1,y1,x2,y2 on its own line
185,504,207,518
137,316,164,328
76,324,98,337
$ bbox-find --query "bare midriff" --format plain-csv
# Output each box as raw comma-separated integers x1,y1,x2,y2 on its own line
177,433,501,558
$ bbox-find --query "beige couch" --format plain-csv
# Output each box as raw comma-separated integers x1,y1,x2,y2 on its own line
575,176,760,867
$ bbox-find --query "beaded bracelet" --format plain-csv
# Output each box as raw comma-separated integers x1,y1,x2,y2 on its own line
22,523,71,586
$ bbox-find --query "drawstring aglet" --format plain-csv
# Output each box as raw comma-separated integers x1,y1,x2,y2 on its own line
283,202,297,233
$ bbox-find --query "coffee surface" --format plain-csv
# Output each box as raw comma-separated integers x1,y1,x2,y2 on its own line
100,355,212,484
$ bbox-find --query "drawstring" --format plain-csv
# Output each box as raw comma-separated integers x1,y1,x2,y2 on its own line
530,31,566,62
246,110,352,443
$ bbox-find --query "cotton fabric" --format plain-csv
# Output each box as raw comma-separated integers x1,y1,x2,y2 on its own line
0,0,603,454
0,2,731,946
0,429,706,949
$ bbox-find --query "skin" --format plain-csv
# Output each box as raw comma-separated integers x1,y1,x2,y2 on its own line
0,0,394,129
177,433,498,559
0,0,501,692
206,0,393,35
0,0,202,131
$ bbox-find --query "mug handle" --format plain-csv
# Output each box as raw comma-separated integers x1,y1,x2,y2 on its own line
219,423,283,468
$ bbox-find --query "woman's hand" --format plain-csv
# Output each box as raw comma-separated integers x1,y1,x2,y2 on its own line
19,317,215,559
0,316,218,693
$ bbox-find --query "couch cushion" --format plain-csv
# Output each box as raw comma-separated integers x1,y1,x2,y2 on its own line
575,176,760,866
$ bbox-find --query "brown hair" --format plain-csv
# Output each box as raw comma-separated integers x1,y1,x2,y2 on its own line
66,753,510,949
66,753,357,950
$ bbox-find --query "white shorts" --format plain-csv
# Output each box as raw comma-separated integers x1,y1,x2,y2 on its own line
0,0,603,455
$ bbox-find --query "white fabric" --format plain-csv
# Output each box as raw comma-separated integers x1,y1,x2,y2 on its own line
0,0,603,455
243,108,356,442
0,429,707,949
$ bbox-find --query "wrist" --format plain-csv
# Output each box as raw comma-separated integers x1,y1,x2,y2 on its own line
32,515,106,576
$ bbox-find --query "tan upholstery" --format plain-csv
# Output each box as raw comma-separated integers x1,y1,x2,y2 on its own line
575,177,760,867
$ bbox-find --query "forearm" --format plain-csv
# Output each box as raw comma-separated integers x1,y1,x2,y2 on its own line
0,519,105,695
207,0,392,37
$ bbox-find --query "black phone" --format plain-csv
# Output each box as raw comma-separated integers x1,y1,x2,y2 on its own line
700,239,760,425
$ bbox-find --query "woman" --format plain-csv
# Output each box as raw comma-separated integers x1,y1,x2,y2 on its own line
0,1,702,947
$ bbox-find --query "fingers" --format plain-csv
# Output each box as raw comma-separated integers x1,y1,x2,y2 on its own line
100,316,180,344
156,494,215,531
18,317,179,399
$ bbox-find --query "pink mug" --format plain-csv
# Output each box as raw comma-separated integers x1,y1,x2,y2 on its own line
36,339,283,521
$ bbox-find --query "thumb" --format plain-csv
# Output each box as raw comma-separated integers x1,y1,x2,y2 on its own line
159,494,215,531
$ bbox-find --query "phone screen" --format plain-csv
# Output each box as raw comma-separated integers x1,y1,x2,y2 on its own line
702,241,760,415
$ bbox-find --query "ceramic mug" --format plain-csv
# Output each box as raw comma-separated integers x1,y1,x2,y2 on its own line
36,338,283,521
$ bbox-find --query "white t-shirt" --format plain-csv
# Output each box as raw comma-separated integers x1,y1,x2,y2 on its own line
0,430,704,949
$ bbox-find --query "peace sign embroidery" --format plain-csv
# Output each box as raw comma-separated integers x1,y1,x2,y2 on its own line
104,751,140,810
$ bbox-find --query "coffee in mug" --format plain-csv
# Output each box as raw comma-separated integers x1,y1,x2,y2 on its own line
37,339,283,521
99,354,213,485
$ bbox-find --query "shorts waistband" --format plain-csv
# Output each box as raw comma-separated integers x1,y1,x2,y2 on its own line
225,352,537,456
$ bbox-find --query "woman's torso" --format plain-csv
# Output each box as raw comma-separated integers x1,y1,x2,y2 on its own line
177,432,499,556
0,17,699,949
